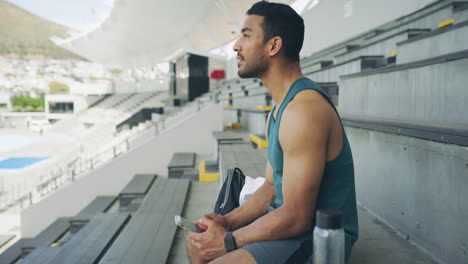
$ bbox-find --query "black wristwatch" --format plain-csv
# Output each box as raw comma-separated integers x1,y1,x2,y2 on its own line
224,232,237,252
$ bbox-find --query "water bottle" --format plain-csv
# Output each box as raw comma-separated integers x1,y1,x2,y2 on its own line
312,209,345,264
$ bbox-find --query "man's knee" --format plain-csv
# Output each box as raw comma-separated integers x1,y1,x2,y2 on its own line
209,249,256,264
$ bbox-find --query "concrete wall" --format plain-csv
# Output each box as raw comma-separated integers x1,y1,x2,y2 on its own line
345,126,468,264
21,103,223,237
300,0,436,58
339,57,468,125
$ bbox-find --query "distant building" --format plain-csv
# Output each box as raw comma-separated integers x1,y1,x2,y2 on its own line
0,88,12,111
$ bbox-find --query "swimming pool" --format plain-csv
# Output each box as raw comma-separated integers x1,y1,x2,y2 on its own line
0,157,49,169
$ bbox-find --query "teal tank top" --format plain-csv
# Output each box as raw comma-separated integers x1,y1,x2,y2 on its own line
267,77,358,261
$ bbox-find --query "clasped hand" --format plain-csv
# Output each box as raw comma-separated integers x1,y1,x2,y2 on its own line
188,213,229,261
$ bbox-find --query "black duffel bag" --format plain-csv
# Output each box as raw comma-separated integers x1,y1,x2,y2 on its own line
213,167,246,215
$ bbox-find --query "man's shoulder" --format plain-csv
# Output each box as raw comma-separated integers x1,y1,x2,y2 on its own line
282,90,334,124
278,94,333,151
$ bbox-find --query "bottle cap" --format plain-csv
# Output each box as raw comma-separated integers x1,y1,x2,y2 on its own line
316,209,343,229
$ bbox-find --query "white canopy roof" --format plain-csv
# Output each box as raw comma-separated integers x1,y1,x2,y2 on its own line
60,0,294,68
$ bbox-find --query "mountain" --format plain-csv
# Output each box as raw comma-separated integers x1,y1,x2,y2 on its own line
0,0,84,60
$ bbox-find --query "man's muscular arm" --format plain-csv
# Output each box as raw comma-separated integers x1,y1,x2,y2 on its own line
231,97,332,247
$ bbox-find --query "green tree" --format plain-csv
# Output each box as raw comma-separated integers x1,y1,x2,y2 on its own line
11,96,44,111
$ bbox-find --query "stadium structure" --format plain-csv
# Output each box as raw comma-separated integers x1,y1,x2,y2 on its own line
0,0,467,263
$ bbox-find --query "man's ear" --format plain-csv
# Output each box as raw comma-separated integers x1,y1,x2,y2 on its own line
267,37,283,57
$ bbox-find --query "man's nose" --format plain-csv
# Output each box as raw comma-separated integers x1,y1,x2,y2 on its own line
233,39,241,52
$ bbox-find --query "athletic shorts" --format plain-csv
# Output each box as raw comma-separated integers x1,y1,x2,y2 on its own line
240,207,313,264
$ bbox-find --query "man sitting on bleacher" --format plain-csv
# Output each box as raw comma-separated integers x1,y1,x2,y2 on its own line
187,1,358,263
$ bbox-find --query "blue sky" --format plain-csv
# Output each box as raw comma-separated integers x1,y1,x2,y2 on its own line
6,0,114,32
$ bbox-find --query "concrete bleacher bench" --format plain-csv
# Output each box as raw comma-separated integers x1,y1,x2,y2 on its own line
2,176,188,264
219,141,266,181
20,217,71,253
223,107,270,136
212,130,246,163
341,115,468,147
0,217,70,264
304,56,385,82
119,174,156,209
19,246,61,264
299,0,468,70
302,60,334,72
317,82,339,106
21,212,131,264
69,196,117,233
230,93,271,109
220,81,263,97
0,235,15,249
180,169,199,181
397,19,468,64
334,28,431,64
222,78,259,89
302,45,361,68
364,1,468,45
168,153,196,178
99,178,190,264
212,131,245,144
0,238,31,264
339,49,468,125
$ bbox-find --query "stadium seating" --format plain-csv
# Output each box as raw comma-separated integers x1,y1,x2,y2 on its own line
99,178,190,264
20,213,131,264
397,19,468,63
0,173,188,264
68,196,117,234
167,152,196,178
118,174,156,210
0,218,69,263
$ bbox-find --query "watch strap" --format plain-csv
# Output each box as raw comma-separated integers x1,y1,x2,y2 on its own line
224,232,237,252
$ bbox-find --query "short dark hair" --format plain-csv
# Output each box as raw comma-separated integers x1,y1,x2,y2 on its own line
247,1,304,62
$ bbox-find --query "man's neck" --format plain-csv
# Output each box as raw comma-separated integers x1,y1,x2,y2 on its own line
260,62,303,107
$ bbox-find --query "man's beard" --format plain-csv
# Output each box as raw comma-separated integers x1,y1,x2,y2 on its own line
238,53,268,79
